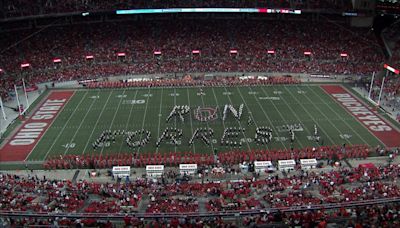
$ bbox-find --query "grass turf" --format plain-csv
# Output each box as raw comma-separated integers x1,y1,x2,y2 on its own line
26,84,383,161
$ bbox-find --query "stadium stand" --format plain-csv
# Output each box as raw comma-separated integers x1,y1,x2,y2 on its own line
0,19,383,100
1,1,400,227
0,0,353,18
2,161,400,226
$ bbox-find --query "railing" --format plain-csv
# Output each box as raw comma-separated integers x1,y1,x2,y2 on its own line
1,197,399,220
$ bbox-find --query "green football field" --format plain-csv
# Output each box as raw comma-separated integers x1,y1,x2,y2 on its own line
27,84,383,161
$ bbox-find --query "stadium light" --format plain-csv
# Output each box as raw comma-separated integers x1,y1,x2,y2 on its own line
192,50,200,54
21,63,30,68
53,58,62,63
116,8,301,15
230,49,238,54
384,64,399,75
267,50,275,54
117,52,126,57
154,51,162,55
85,55,94,60
304,51,312,55
340,53,348,57
0,68,3,73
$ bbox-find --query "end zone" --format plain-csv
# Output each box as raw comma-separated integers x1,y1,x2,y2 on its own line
0,91,74,162
321,85,400,147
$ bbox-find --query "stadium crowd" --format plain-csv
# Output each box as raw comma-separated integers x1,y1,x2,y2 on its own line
2,160,400,227
365,76,400,122
0,0,353,18
84,76,300,89
43,144,369,169
0,19,383,99
0,5,397,227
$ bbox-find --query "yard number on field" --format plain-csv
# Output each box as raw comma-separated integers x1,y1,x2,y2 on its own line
122,99,146,105
62,143,76,148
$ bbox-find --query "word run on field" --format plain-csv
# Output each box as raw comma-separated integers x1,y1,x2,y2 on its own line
92,104,317,150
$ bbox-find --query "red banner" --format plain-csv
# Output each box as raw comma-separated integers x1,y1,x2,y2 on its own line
321,85,400,147
0,91,74,161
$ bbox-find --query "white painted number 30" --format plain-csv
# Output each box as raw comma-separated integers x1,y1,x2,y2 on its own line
123,100,145,105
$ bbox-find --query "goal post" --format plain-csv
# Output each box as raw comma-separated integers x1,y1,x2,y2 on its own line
0,96,6,120
367,71,375,99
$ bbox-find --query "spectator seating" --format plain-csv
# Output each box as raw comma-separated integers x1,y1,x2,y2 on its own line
0,0,353,19
1,162,400,227
0,19,384,100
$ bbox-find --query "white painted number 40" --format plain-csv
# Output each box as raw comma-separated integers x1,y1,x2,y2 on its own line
62,143,76,148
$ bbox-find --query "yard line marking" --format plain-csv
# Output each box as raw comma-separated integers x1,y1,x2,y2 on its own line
259,86,305,149
321,85,400,147
42,91,89,160
249,87,287,149
218,87,251,151
137,87,152,154
118,90,139,154
100,89,126,156
61,90,103,156
309,85,371,145
199,87,215,153
186,88,196,153
80,90,114,155
173,88,177,153
283,86,338,145
235,87,269,151
269,86,317,147
210,87,231,150
15,91,74,161
298,86,353,145
156,88,164,153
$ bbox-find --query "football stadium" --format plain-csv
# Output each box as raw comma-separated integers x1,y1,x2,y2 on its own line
0,0,400,227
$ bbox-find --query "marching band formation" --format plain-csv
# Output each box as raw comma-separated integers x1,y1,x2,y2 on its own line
220,127,245,147
156,127,183,147
189,128,214,146
166,105,190,123
255,127,273,145
91,101,325,149
126,129,151,148
194,106,217,122
222,104,244,121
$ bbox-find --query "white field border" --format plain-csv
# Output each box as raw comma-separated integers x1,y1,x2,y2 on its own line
24,90,76,161
42,90,89,160
305,85,369,145
319,84,389,147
